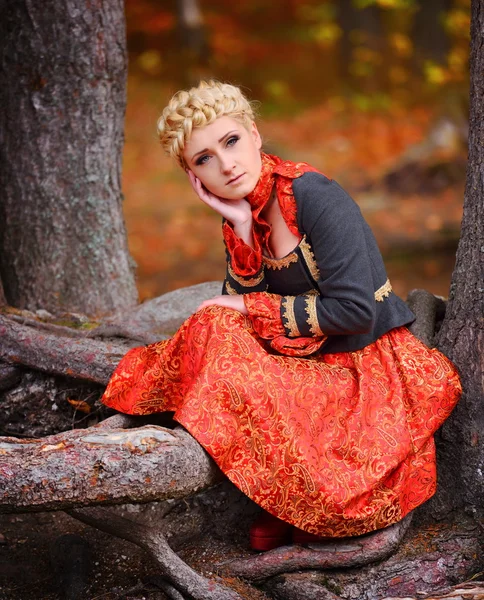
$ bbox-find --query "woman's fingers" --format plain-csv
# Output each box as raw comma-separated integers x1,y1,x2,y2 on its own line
185,171,252,230
196,295,248,315
187,170,221,208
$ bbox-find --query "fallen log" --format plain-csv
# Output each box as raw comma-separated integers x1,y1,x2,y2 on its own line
0,424,221,513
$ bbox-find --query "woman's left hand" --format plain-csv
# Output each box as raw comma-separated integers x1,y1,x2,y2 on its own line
197,295,248,315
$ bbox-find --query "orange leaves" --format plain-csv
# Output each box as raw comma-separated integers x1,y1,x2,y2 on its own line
67,399,92,414
122,76,465,301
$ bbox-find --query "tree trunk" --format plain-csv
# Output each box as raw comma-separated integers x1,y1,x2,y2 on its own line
337,0,384,92
0,0,138,317
412,0,453,66
433,0,484,516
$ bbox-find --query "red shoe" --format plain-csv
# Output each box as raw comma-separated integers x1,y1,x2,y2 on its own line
292,528,332,545
250,512,292,551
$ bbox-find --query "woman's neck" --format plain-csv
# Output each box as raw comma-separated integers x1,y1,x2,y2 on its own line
260,188,301,258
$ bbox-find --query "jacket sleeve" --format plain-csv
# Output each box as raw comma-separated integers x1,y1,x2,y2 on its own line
220,221,291,340
278,173,377,339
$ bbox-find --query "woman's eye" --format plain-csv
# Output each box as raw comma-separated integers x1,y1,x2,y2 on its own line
196,154,210,166
227,135,240,147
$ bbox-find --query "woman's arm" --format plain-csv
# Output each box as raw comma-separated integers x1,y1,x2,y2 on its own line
279,173,377,338
241,173,378,341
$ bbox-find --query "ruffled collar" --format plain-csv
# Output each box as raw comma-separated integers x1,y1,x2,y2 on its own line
245,151,321,250
246,152,282,214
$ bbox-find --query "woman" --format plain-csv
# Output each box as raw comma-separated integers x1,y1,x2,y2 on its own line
101,81,461,551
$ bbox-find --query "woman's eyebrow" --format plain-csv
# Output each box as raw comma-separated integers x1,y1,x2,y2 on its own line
191,130,238,162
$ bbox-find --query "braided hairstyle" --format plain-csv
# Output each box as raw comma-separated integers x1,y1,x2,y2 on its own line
157,81,257,169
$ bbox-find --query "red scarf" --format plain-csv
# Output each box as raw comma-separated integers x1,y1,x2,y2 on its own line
247,152,319,247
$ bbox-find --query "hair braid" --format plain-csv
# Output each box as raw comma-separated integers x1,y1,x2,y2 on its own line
157,81,257,168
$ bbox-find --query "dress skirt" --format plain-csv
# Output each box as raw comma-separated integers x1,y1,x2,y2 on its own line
101,305,461,537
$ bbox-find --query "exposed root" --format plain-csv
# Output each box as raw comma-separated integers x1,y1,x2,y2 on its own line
69,507,245,600
406,289,446,348
224,514,412,581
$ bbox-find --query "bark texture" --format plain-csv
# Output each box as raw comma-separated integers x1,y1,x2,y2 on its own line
264,518,484,600
0,312,130,385
0,425,221,512
434,0,484,516
226,515,412,581
0,0,138,316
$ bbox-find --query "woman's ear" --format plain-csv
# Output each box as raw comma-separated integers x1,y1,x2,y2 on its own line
251,121,262,150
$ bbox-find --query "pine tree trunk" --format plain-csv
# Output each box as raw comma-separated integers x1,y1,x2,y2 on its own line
434,0,484,516
0,0,138,316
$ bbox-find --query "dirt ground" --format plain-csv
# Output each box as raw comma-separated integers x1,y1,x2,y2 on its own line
0,491,265,600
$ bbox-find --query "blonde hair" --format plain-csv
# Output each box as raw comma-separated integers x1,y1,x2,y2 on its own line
157,80,257,168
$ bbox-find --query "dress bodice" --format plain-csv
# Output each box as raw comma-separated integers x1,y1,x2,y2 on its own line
262,236,319,296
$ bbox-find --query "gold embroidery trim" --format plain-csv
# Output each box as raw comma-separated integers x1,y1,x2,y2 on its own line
299,236,320,281
374,278,392,302
282,296,301,338
305,294,324,336
228,263,265,287
263,252,299,270
225,280,238,295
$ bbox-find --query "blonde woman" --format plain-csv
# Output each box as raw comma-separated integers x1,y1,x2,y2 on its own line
101,81,461,551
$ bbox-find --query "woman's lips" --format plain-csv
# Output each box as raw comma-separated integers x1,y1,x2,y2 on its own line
227,173,245,185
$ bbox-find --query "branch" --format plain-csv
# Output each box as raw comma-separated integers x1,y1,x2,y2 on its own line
0,424,221,513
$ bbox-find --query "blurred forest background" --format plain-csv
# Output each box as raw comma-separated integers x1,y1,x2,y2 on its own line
122,0,470,301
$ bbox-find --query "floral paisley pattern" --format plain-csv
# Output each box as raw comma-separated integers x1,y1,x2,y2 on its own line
102,305,461,537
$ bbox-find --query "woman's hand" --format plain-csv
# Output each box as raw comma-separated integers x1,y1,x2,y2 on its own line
197,295,248,315
187,171,253,237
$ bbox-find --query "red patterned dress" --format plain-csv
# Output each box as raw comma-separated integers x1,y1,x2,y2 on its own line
101,154,461,538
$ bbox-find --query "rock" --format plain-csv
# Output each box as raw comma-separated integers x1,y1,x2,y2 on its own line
89,281,223,343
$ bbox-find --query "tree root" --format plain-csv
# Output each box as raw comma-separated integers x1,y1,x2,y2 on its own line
406,289,446,348
68,506,245,600
0,287,442,387
382,581,484,600
224,514,412,581
0,360,22,391
0,286,457,598
263,517,484,599
87,281,222,344
0,312,131,385
0,425,221,512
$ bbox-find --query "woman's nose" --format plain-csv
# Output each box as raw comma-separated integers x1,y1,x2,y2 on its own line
220,154,235,174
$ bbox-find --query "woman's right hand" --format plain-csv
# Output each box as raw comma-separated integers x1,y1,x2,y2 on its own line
187,171,253,239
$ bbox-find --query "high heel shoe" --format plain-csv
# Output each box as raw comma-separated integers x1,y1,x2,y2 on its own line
249,511,292,551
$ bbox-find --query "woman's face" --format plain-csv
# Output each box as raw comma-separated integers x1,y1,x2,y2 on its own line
183,116,262,200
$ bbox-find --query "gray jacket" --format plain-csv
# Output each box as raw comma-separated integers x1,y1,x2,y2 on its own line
223,171,415,354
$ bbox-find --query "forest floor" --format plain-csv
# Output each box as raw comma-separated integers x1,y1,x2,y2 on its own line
0,492,265,600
